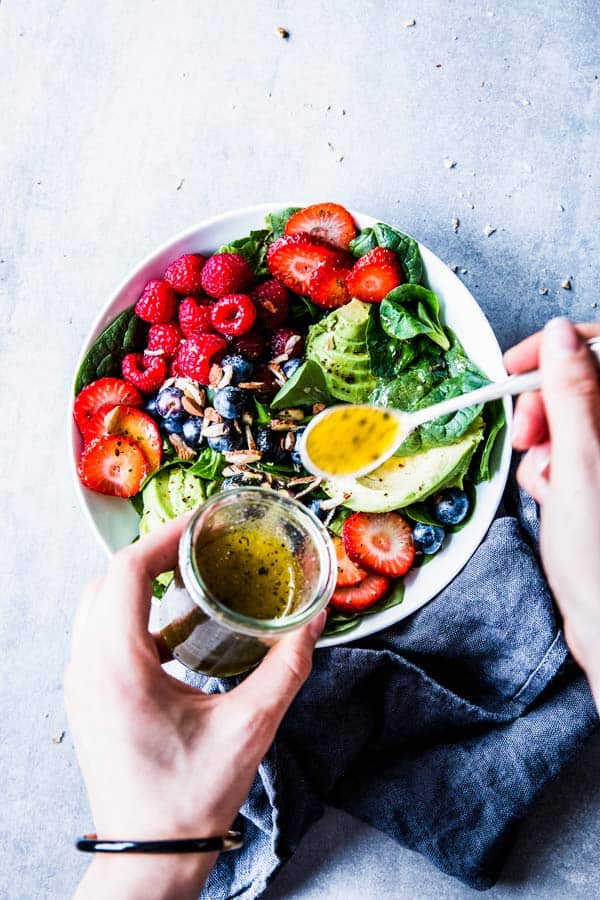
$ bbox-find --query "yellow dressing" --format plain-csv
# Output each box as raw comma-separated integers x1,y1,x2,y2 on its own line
194,528,304,619
305,406,403,476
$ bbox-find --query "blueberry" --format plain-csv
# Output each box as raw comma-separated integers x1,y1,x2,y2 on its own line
207,423,244,453
213,386,250,420
255,425,287,463
161,416,186,436
412,522,445,555
221,473,245,491
303,497,334,526
221,354,254,384
290,426,306,467
282,357,304,379
144,395,159,417
156,386,186,420
431,488,470,526
181,416,204,450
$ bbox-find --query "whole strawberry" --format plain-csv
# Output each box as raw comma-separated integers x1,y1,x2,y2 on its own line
175,334,227,384
178,296,214,338
147,323,183,360
164,253,206,295
200,252,254,298
135,280,178,324
121,352,168,393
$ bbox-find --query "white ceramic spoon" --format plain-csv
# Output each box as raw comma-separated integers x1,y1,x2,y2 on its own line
301,336,600,480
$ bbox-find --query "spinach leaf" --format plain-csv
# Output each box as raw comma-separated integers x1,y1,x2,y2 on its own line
188,447,226,480
349,223,423,284
380,285,449,351
366,305,417,378
474,400,506,483
270,359,333,410
265,207,301,240
323,612,362,637
130,493,145,516
288,291,321,324
219,229,270,277
369,349,447,410
328,507,352,536
395,373,487,455
74,306,148,394
254,399,271,424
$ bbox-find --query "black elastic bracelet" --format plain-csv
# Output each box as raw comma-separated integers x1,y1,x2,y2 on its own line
75,830,243,854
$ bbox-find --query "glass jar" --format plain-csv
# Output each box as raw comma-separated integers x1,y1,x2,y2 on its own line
158,487,337,676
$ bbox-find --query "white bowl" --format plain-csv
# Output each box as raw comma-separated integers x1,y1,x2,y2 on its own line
70,203,512,647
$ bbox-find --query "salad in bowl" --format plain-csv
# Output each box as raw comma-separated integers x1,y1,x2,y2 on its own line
71,203,509,641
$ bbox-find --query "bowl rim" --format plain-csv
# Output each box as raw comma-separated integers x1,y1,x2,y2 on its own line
69,201,512,647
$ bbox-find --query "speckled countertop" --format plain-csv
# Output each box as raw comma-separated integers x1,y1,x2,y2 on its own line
1,1,599,897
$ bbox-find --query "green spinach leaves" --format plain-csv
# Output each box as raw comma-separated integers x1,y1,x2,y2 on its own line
349,222,423,284
74,306,148,394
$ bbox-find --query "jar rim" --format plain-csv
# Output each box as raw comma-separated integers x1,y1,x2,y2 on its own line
179,486,337,637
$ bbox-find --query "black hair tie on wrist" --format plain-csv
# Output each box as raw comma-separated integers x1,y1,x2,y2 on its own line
76,830,243,854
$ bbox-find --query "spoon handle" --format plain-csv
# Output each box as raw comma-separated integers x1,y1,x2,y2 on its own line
408,336,600,430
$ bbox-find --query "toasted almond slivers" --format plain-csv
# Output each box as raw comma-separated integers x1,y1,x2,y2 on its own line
245,424,257,451
271,353,290,365
270,419,303,431
168,433,196,461
217,365,234,389
312,403,327,415
175,379,206,408
222,465,244,477
182,397,204,417
288,476,320,487
294,478,323,499
284,334,302,355
144,348,165,357
276,408,305,421
267,363,287,386
203,407,223,424
203,423,227,438
208,363,223,387
238,381,266,390
224,450,263,465
284,432,296,451
241,410,254,426
320,493,351,510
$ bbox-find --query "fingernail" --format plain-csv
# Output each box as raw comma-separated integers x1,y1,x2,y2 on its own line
308,609,327,640
512,409,526,446
544,317,580,357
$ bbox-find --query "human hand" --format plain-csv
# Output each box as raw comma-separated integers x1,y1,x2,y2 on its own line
65,514,326,900
504,318,600,702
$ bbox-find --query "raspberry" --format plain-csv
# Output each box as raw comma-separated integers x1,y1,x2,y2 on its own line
147,323,183,360
175,334,227,384
250,279,290,329
121,352,168,393
270,328,304,359
163,254,206,295
232,330,265,361
210,294,256,337
134,280,178,324
200,253,254,298
178,296,214,337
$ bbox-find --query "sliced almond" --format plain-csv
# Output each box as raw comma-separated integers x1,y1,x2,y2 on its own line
284,334,302,355
202,422,227,438
284,432,296,451
272,353,290,365
270,419,303,431
294,478,323,499
222,465,244,477
289,476,320,487
241,410,254,426
245,424,257,451
168,433,196,461
182,396,205,417
238,381,267,390
232,418,242,434
208,363,223,387
224,450,263,465
144,348,165,357
276,408,305,421
175,379,206,408
320,493,351,510
267,362,287,386
217,365,234,389
203,407,223,424
312,403,326,415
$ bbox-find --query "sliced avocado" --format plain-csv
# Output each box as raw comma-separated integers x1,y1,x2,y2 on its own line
138,466,205,537
306,299,376,402
323,424,484,513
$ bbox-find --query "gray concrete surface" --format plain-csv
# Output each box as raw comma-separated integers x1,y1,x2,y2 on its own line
1,0,599,897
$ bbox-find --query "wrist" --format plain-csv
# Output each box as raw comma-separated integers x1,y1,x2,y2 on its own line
76,852,215,900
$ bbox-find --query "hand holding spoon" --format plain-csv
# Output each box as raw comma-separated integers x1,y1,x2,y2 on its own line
300,336,600,480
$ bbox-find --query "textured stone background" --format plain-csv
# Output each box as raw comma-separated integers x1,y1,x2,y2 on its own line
1,1,599,897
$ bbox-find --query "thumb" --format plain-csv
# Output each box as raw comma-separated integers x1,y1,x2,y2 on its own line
540,318,600,459
232,609,327,727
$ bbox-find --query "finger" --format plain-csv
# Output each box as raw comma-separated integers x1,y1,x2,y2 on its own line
512,391,549,450
539,318,600,461
232,610,327,727
504,322,600,374
517,443,551,504
117,511,193,581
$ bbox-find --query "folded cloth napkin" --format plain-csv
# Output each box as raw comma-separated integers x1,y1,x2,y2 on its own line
189,476,598,897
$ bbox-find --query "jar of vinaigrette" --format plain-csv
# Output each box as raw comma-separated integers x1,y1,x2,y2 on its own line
158,487,337,676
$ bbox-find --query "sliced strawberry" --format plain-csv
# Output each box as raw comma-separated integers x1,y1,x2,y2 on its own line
333,535,368,587
346,248,403,302
78,434,149,498
342,511,415,577
309,264,352,308
284,203,357,250
102,405,162,471
81,403,116,443
74,377,142,436
330,574,391,613
266,235,343,295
